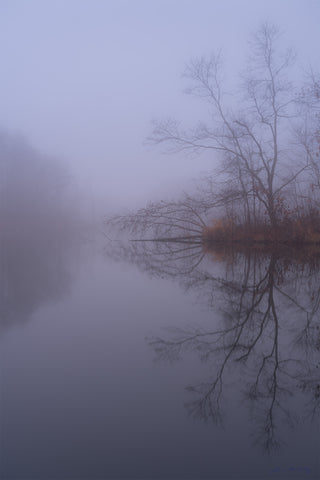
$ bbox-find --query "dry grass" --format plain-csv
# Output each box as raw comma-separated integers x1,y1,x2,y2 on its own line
203,210,320,246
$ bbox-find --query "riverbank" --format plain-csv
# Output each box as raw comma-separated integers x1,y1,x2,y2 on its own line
203,215,320,247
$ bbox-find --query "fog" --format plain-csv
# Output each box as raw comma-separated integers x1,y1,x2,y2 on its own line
0,131,88,333
0,0,319,211
1,4,320,477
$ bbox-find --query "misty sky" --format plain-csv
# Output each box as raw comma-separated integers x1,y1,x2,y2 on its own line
0,0,319,210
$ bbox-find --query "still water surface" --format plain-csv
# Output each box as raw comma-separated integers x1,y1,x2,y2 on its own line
0,222,319,479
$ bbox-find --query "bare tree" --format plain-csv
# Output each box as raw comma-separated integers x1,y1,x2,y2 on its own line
148,24,310,229
297,72,320,203
105,194,209,241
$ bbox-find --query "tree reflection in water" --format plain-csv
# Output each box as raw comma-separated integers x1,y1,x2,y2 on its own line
105,235,320,452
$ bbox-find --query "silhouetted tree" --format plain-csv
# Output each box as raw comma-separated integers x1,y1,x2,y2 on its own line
148,24,312,229
105,193,211,242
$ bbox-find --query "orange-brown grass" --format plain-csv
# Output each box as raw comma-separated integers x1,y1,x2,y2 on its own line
203,211,320,247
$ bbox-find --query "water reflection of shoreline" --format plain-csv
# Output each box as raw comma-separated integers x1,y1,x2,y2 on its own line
0,131,85,332
105,238,320,452
0,223,74,331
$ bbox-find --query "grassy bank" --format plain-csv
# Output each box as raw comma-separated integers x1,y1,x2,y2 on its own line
203,210,320,247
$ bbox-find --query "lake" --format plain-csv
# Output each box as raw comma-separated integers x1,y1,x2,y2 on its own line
0,217,319,479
